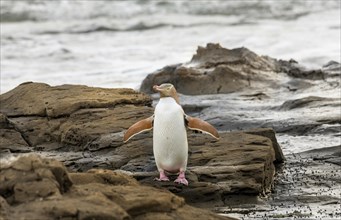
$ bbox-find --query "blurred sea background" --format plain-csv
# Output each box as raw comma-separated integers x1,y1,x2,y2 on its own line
1,2,341,219
0,0,340,93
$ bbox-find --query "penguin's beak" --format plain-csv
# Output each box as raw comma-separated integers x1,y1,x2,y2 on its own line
153,85,162,93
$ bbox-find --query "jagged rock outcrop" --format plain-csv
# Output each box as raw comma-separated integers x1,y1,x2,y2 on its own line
140,43,336,95
0,155,233,220
140,43,278,95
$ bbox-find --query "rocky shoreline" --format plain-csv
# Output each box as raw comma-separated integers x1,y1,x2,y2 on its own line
0,154,233,220
1,44,340,219
0,82,281,220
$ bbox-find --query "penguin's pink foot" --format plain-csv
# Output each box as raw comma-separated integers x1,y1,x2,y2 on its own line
154,170,169,182
174,171,188,186
174,177,188,185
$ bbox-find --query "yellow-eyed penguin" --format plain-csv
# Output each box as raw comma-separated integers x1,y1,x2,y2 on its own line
123,83,219,185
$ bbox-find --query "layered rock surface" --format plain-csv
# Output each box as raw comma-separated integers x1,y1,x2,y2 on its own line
0,82,282,214
0,82,153,152
133,131,277,208
0,155,233,220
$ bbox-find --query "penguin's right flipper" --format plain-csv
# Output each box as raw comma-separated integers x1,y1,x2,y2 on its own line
185,115,220,140
123,115,154,143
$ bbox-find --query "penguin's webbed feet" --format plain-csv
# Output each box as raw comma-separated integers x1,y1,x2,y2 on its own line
174,171,188,186
155,176,170,182
174,177,188,186
154,170,170,182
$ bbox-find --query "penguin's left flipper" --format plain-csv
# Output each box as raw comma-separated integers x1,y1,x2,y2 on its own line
123,115,154,143
185,115,220,140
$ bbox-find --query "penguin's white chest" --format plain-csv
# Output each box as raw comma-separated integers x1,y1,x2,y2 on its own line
153,97,188,172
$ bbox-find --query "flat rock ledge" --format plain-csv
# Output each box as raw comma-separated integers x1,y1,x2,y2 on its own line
0,82,284,218
0,155,233,220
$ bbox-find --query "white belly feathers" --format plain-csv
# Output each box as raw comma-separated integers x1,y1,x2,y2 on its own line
153,97,188,172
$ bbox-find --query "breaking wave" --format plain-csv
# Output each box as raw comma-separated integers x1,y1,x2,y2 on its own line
1,0,339,23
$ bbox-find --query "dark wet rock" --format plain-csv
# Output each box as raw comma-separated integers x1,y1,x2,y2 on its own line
303,145,341,166
0,155,234,220
310,124,341,136
275,123,321,136
278,96,341,110
323,60,340,69
276,58,340,80
316,116,341,125
140,43,332,95
190,43,277,70
175,91,339,138
240,92,270,100
325,157,341,166
181,104,210,115
284,78,314,91
322,60,341,77
278,59,326,80
140,43,282,95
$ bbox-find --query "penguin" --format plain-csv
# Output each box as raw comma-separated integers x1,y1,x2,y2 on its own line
123,83,219,185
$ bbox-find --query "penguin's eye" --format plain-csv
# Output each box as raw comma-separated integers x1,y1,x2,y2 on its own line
167,87,171,91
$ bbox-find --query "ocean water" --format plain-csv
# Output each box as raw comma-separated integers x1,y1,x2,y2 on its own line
1,0,340,93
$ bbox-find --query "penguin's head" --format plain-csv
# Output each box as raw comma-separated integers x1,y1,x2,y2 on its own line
153,83,179,103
